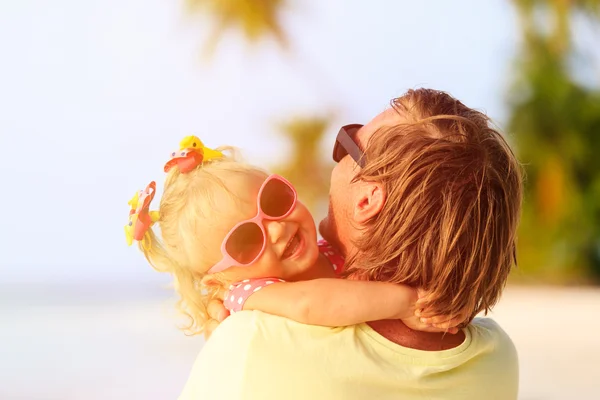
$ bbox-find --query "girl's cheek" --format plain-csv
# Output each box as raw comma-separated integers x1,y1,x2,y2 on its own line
256,250,284,275
302,207,315,225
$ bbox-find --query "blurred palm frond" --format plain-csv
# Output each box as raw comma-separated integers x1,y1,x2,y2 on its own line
273,116,334,215
185,0,289,57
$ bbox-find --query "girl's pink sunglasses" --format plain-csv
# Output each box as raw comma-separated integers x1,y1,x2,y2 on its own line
208,174,298,274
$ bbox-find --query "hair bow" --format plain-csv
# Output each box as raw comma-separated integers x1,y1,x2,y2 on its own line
125,181,160,247
164,136,224,173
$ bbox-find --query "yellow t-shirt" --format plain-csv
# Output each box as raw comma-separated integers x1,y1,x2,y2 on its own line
179,312,518,400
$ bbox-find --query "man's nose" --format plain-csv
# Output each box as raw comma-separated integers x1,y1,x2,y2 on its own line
264,220,285,244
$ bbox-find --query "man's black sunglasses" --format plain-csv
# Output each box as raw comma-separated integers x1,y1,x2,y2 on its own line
333,124,365,168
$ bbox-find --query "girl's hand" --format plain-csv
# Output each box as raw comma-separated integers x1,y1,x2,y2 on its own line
410,289,469,334
205,299,229,339
202,277,230,339
401,313,461,334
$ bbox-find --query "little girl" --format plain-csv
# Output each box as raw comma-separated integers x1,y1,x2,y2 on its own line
126,136,461,335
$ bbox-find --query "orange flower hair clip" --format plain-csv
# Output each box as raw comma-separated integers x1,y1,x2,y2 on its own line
164,135,224,173
125,181,160,247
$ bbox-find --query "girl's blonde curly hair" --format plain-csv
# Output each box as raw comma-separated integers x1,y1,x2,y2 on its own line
139,148,267,336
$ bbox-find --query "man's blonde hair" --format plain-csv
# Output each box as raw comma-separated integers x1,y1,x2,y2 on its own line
348,89,523,323
140,149,267,335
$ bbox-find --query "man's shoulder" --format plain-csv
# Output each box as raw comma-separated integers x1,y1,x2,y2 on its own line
223,309,292,328
180,315,518,400
212,314,517,355
211,314,516,357
469,317,515,347
215,310,294,335
178,312,278,400
179,311,346,400
212,310,339,344
467,317,518,369
200,311,334,360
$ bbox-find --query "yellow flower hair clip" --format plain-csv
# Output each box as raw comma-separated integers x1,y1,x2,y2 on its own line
163,135,224,173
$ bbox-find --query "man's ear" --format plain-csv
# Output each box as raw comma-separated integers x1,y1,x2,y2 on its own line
353,181,386,223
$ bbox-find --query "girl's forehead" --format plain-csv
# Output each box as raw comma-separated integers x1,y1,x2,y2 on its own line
227,172,266,202
194,172,267,264
182,171,269,273
206,172,266,226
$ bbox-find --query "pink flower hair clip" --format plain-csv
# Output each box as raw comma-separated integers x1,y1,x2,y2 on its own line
125,181,160,248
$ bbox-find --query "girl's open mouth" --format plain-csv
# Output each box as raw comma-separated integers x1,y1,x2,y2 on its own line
282,232,303,260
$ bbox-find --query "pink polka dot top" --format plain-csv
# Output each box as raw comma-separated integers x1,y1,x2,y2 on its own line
223,239,345,313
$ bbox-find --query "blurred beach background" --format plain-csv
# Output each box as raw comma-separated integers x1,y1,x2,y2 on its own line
1,0,599,399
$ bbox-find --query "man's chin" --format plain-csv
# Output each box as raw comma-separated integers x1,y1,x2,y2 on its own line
318,217,329,241
319,216,342,253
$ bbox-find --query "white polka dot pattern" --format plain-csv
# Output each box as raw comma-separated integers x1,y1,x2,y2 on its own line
317,239,345,274
223,277,285,312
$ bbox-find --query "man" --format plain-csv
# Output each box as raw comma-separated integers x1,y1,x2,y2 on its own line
180,89,522,399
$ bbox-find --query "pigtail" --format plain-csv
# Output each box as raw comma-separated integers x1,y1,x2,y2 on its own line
140,227,220,336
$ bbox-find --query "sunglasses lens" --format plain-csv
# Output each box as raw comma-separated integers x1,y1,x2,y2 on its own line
333,142,347,163
225,222,264,264
334,125,361,163
260,178,296,218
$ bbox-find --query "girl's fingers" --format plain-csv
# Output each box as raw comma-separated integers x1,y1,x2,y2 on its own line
429,315,452,324
414,304,442,319
207,299,229,322
419,315,447,325
416,310,438,318
421,315,464,328
204,319,220,340
415,297,429,309
432,318,462,329
419,324,459,335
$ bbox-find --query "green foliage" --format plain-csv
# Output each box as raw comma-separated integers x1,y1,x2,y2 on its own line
509,0,600,282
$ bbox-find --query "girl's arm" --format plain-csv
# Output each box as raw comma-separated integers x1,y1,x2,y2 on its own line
243,278,417,327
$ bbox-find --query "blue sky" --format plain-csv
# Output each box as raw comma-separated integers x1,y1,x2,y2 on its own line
0,0,517,284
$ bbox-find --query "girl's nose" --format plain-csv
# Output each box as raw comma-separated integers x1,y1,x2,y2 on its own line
264,220,285,244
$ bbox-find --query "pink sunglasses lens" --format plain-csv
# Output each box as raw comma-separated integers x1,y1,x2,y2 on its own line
260,179,295,218
225,222,264,264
